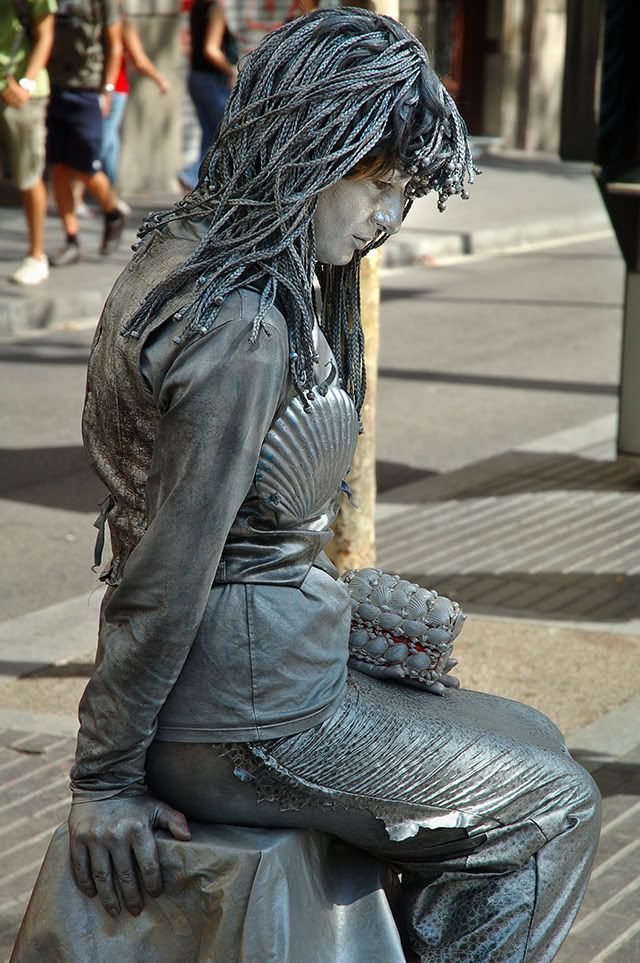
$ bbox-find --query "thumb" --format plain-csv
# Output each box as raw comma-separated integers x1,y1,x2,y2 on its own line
156,803,191,840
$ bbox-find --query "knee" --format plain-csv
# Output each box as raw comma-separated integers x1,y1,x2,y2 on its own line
571,759,602,827
552,754,602,840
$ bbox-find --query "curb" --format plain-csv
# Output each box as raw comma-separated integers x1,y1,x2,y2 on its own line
0,286,113,339
382,209,612,268
0,591,104,683
0,211,614,336
566,692,640,767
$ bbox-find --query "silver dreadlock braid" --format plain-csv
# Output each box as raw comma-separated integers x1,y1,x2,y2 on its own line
121,7,475,416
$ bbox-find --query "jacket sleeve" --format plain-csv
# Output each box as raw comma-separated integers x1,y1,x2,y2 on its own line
70,307,289,801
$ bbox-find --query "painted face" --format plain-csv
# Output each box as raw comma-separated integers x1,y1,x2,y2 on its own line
313,170,410,266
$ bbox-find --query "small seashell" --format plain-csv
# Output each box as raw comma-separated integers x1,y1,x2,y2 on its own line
384,642,409,663
365,636,389,657
380,573,399,588
404,590,429,619
357,602,381,622
378,612,403,631
389,587,409,611
360,569,380,587
450,611,466,639
349,628,370,648
426,626,452,644
426,596,455,626
347,575,373,601
369,581,392,608
401,619,428,639
406,653,431,672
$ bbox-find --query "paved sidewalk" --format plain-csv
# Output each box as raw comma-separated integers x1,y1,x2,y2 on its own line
0,150,611,335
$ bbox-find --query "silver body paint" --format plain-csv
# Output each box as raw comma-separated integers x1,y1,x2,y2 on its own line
314,173,408,264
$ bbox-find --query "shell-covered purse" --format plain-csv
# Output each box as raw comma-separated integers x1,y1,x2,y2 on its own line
340,568,465,689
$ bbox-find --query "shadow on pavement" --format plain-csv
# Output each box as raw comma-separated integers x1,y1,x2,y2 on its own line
379,367,618,397
478,154,593,180
0,446,103,512
376,459,437,493
402,570,640,623
377,452,640,502
380,290,620,311
571,751,640,798
0,347,90,365
377,450,640,623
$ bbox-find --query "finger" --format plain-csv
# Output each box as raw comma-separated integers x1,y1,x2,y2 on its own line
111,842,143,916
441,673,461,689
155,803,191,841
69,837,96,897
445,658,459,672
425,681,446,696
131,826,163,898
89,844,121,917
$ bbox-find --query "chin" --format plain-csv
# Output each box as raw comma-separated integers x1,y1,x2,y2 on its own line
316,248,355,267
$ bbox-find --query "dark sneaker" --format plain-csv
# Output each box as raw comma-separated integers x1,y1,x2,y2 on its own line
50,242,81,267
101,209,126,256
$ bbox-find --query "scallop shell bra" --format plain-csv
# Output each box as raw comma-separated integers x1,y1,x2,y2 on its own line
255,382,359,528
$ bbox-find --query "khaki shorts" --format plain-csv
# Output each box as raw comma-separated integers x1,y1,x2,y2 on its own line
0,95,48,191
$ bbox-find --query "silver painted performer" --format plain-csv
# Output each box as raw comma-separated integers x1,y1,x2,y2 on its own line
60,9,599,961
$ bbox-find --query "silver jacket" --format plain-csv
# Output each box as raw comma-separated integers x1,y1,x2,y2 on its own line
72,218,358,800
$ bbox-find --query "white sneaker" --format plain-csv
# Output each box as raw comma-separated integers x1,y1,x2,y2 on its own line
10,255,50,286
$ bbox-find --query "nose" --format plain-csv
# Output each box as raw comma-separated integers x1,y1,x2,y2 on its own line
371,193,403,237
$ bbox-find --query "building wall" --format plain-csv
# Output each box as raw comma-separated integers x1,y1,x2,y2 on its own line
525,0,567,151
401,0,569,153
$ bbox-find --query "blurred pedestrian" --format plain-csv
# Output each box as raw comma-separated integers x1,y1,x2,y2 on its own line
178,0,237,192
101,5,169,190
46,0,126,266
0,0,56,286
223,0,310,58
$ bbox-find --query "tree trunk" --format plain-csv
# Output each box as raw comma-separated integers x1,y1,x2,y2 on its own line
326,248,381,572
327,0,400,574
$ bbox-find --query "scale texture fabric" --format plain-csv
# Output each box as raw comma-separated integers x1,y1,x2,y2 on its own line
11,823,406,963
219,672,602,963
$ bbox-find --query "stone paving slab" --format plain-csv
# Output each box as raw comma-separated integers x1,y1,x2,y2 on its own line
0,730,76,961
376,414,640,625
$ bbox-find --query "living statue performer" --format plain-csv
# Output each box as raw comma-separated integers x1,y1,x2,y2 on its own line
57,9,599,961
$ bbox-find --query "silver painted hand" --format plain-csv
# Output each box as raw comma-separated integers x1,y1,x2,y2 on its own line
68,795,191,916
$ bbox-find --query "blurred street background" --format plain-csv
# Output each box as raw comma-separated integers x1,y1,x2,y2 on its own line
2,1,640,961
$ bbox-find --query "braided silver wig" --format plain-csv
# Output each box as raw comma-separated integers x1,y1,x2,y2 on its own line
122,7,474,415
